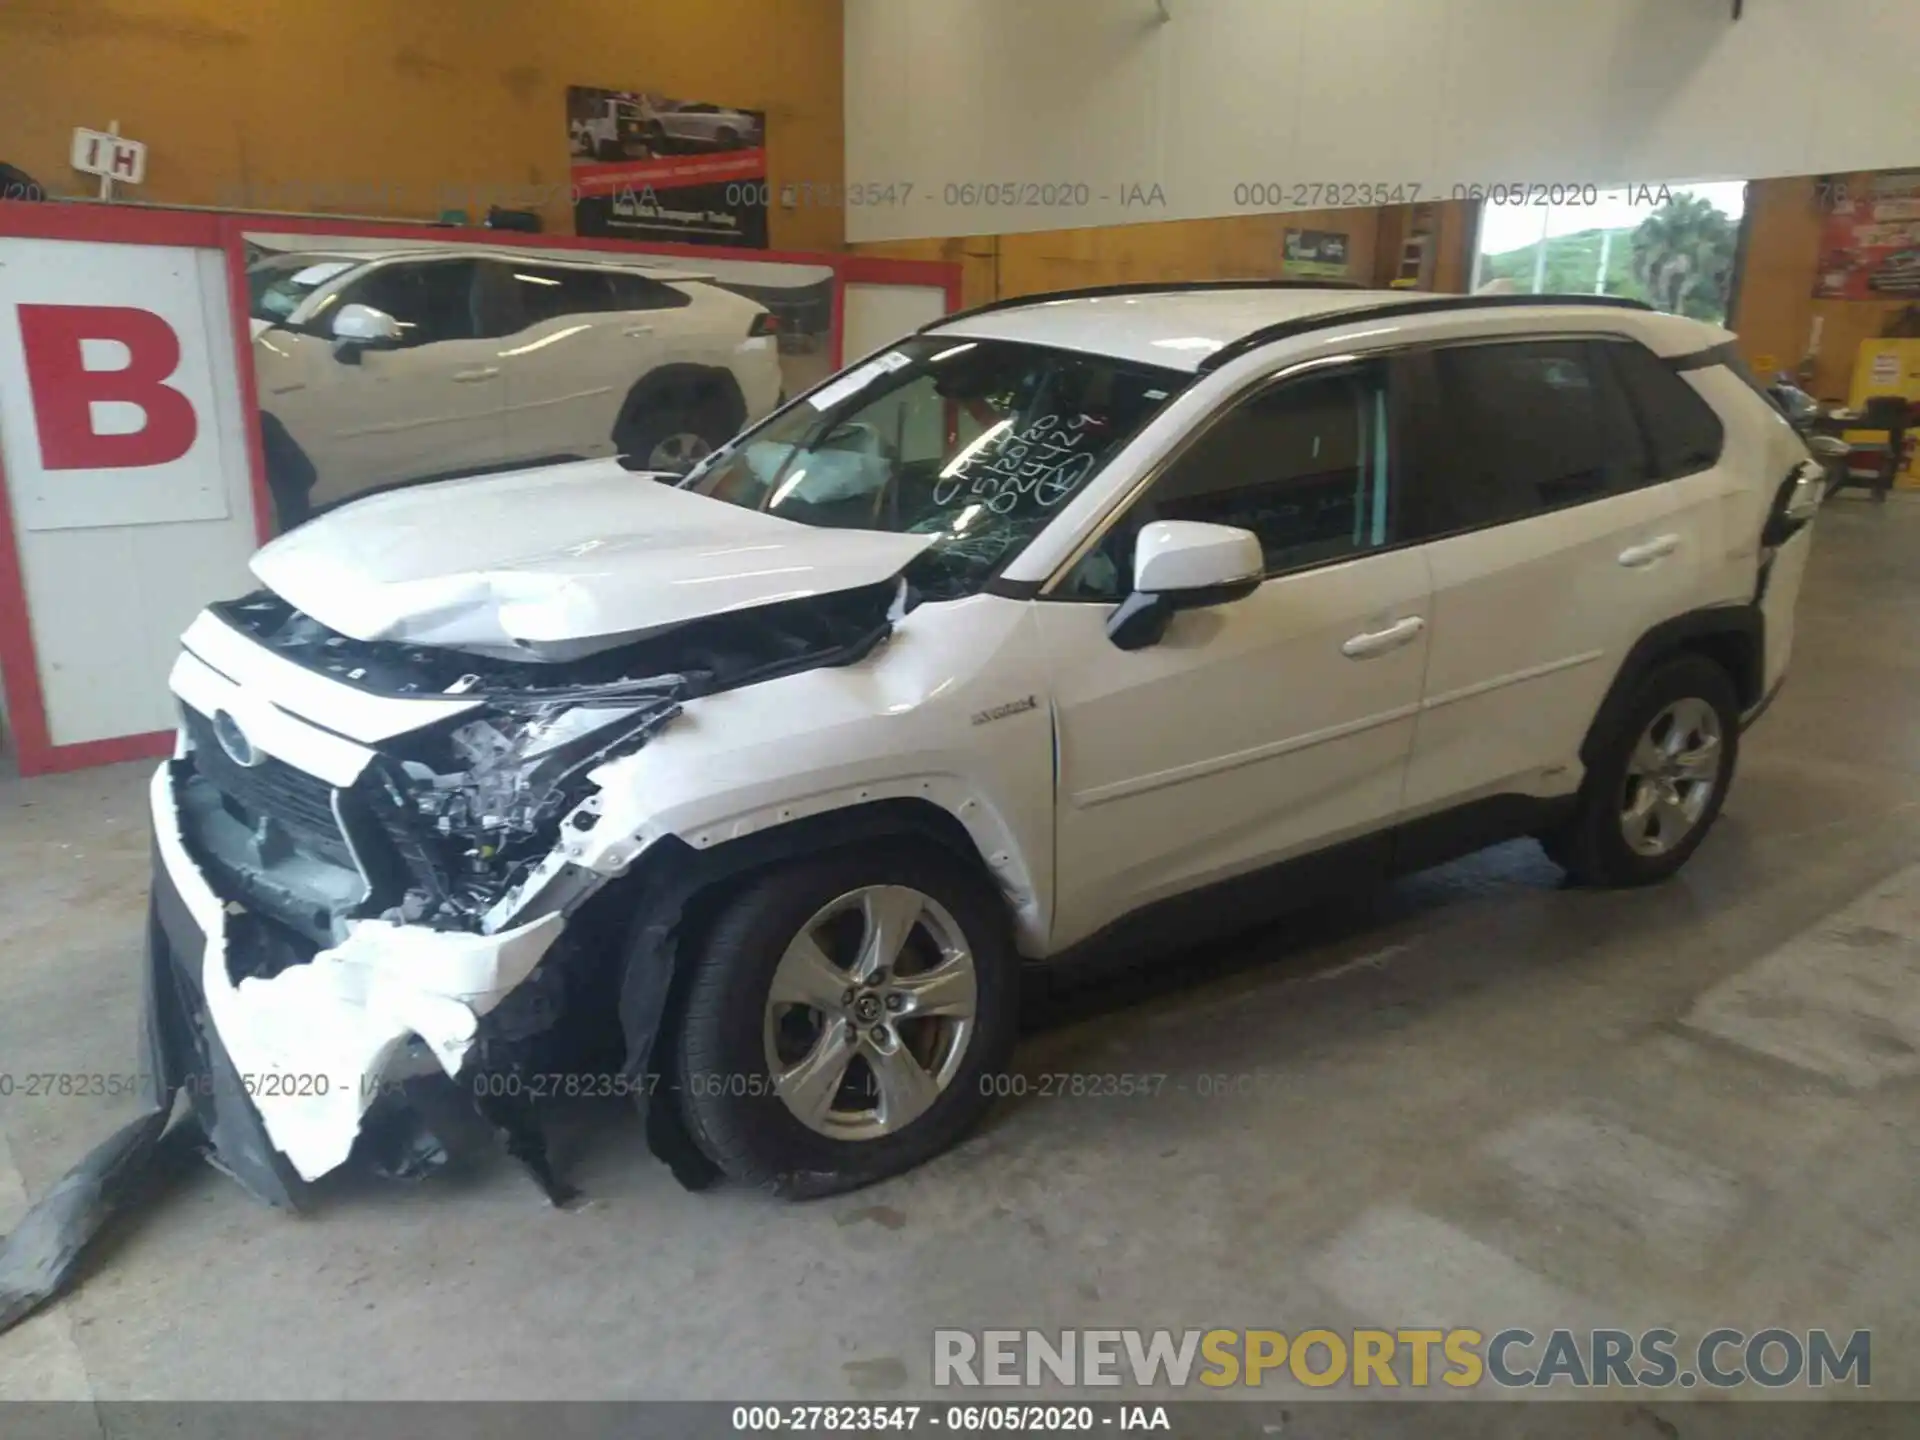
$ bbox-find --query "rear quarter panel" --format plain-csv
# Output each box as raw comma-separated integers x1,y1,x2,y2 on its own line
1685,365,1813,691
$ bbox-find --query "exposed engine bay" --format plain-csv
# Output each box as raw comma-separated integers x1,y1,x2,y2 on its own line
184,583,898,943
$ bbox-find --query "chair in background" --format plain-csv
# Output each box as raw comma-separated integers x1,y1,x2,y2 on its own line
1830,395,1915,503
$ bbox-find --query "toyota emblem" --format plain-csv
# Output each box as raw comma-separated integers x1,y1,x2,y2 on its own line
212,709,261,768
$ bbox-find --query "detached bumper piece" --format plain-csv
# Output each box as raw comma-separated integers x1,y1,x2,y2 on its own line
146,855,311,1208
0,856,302,1338
0,763,596,1337
0,1108,174,1334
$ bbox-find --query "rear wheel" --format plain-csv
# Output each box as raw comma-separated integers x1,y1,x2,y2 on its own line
674,844,1018,1198
612,387,737,475
1544,654,1740,886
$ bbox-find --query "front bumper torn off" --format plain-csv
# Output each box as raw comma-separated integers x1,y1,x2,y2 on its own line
148,763,567,1187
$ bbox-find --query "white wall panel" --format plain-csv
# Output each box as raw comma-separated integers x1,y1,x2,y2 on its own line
846,0,1920,243
0,240,232,531
842,283,949,359
0,241,258,746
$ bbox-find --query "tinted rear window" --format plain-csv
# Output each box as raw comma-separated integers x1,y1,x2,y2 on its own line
1606,340,1725,478
1425,339,1646,530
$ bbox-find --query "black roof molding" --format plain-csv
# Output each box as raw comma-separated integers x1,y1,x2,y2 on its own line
921,278,1368,330
1196,292,1654,374
917,279,1655,374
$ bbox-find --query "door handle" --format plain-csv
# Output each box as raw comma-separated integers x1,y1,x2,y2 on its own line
452,366,500,383
1341,616,1425,659
1618,534,1680,568
623,325,655,337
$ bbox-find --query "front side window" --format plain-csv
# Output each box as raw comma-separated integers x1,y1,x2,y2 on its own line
1058,360,1395,600
685,337,1185,600
330,260,481,347
247,255,357,324
1424,339,1646,530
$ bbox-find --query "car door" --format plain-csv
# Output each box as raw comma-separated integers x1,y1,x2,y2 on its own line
300,257,508,507
1033,355,1433,952
492,261,637,465
596,270,725,445
1398,335,1723,820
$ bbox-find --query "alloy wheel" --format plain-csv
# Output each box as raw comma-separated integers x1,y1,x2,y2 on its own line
1619,696,1723,857
646,431,713,473
761,885,978,1141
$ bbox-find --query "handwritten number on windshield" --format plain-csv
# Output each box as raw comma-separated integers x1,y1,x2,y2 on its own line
933,414,1101,514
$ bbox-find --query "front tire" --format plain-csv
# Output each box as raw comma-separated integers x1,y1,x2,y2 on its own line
1544,653,1740,886
674,843,1019,1198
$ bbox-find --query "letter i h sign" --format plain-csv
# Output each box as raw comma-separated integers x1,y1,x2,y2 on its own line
69,122,147,198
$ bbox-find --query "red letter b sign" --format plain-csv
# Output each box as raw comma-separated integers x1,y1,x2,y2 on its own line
17,304,198,469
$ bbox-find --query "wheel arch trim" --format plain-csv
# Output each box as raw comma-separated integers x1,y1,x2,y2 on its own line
617,363,748,432
1578,604,1764,770
570,775,1047,957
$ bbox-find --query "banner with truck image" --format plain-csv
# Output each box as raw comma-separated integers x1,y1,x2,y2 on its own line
567,85,769,248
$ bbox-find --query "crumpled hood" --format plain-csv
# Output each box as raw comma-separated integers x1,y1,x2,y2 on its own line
251,459,934,657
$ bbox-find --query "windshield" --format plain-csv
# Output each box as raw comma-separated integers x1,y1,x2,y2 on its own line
684,336,1185,599
248,256,357,324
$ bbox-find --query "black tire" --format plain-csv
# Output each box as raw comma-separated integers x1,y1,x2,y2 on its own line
1543,653,1741,887
594,137,622,161
673,842,1019,1199
613,387,737,475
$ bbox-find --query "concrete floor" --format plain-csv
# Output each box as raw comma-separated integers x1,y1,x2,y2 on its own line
3,495,1920,1409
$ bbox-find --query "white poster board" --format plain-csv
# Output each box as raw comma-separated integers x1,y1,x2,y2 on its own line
0,239,233,530
0,236,258,747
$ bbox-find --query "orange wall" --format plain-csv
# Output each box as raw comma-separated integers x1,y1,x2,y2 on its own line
1732,172,1918,401
854,202,1477,307
0,0,844,249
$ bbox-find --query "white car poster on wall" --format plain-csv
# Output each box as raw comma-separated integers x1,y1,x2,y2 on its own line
240,233,799,531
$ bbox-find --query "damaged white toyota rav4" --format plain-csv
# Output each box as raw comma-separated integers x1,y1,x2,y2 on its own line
146,283,1825,1204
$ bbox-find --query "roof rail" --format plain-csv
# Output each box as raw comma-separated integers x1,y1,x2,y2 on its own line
920,277,1369,332
1195,292,1655,373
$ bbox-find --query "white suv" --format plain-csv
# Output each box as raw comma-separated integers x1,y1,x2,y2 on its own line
147,284,1824,1204
246,247,783,525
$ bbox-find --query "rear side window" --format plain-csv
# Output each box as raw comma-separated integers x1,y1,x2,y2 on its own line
507,264,616,326
1423,339,1645,530
1604,340,1725,479
608,271,692,311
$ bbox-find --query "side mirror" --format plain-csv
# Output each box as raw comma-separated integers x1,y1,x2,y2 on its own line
331,303,403,349
1106,520,1264,651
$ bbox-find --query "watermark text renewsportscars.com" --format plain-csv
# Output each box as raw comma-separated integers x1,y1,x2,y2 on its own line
935,1327,1870,1390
